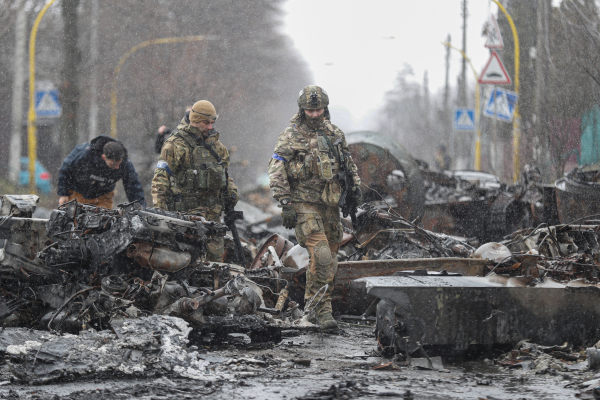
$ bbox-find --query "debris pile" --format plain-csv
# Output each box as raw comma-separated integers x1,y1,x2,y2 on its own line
0,197,273,333
0,194,318,385
345,131,553,242
422,169,502,204
340,202,475,261
296,380,372,400
498,223,600,281
4,315,224,384
497,341,586,373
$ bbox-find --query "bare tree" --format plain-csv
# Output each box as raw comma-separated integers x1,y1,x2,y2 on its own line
60,0,80,158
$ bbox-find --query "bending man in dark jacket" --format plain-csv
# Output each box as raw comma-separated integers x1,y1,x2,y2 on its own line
57,135,146,208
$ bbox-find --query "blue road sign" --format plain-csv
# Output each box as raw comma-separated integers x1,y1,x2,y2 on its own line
35,89,61,118
483,88,517,122
453,108,476,131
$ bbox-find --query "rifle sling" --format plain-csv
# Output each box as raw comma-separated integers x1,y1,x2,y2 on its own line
191,134,222,163
317,130,340,163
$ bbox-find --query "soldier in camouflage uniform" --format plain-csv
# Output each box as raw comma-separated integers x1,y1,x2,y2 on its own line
268,86,362,331
151,100,239,262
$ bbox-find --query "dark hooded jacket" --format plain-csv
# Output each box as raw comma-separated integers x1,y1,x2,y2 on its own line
57,135,146,205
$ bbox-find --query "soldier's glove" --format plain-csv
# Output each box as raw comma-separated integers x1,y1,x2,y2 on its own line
278,198,297,229
222,192,239,209
349,185,362,205
228,192,239,207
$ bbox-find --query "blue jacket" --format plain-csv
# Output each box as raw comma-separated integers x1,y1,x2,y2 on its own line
57,136,146,205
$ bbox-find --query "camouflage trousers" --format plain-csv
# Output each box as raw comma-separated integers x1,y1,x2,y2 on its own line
294,203,343,317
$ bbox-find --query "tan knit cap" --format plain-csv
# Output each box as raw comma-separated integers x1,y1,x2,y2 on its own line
189,100,218,123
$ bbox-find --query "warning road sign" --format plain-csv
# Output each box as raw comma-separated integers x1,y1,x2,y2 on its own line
453,108,476,131
35,89,61,118
485,15,504,49
478,51,511,85
483,88,517,122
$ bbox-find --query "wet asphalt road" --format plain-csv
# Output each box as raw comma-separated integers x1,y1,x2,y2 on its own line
0,324,590,399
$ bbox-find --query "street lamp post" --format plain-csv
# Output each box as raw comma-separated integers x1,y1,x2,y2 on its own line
492,0,520,183
27,0,58,192
110,36,208,138
441,42,482,171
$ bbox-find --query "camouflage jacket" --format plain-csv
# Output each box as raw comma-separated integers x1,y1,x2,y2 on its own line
268,114,361,205
151,120,238,216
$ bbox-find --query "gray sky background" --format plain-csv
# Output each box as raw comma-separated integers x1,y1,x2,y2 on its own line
282,0,500,131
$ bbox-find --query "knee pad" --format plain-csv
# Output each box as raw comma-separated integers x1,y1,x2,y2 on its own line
314,240,333,267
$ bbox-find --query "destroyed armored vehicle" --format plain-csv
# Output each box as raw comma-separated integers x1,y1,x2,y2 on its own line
347,131,556,242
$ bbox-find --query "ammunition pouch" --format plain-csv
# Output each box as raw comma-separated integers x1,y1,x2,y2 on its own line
173,193,220,212
178,162,226,192
316,154,333,181
198,162,227,190
289,152,314,181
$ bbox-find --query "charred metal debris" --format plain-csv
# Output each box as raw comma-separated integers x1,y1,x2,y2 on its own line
250,197,600,366
4,183,600,386
346,131,560,243
0,195,317,348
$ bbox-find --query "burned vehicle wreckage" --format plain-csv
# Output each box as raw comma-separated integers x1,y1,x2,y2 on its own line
0,195,287,343
346,131,558,243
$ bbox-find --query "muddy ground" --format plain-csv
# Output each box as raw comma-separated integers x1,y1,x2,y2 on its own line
0,323,594,400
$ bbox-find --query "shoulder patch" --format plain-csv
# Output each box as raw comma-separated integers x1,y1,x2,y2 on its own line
272,153,287,162
156,160,173,176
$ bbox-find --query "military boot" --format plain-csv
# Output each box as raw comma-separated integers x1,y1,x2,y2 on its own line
318,311,339,331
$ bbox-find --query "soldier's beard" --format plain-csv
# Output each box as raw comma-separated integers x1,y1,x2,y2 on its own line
305,114,324,129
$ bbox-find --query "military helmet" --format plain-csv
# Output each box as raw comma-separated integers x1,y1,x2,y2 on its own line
297,85,329,110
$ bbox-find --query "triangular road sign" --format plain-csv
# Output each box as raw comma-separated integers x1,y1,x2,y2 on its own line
485,15,504,49
478,51,511,85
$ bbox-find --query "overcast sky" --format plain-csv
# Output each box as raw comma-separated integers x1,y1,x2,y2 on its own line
282,0,499,131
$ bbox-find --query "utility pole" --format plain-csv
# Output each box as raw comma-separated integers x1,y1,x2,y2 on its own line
533,0,546,172
460,0,468,106
60,0,81,158
88,0,99,140
455,0,468,168
444,34,453,157
492,85,498,175
10,1,26,183
423,70,430,135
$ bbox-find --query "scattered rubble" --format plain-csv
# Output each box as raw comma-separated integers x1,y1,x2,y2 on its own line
0,194,319,386
4,315,228,384
497,341,585,372
2,189,600,398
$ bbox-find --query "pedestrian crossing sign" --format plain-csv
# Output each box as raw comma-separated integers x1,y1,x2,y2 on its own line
453,108,476,131
35,89,61,118
483,88,518,122
485,15,504,49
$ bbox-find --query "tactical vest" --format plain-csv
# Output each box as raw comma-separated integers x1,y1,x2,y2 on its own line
287,127,342,205
170,130,227,211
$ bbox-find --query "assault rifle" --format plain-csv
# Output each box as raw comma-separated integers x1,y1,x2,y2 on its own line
222,195,247,268
333,138,358,231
